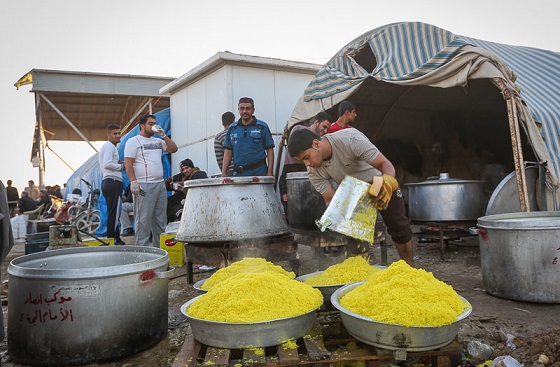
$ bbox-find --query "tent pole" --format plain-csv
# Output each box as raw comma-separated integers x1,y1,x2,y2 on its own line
36,94,45,188
40,94,98,153
121,97,152,134
274,124,290,190
493,78,529,212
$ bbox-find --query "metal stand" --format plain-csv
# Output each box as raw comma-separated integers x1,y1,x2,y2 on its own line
292,220,388,268
414,221,475,259
183,233,299,284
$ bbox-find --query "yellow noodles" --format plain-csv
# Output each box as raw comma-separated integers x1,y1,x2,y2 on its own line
303,256,381,286
188,271,323,323
201,257,295,291
340,260,465,327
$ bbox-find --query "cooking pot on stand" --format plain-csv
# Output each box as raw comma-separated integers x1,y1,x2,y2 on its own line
286,172,326,229
404,173,484,222
176,176,290,243
8,246,174,366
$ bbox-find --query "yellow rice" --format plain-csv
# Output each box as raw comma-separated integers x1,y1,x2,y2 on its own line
339,260,465,327
303,256,381,286
188,271,323,323
201,257,295,291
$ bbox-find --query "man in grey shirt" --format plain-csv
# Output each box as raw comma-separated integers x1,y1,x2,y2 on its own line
288,128,413,266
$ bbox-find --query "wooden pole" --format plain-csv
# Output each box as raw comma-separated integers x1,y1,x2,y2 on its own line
493,77,530,212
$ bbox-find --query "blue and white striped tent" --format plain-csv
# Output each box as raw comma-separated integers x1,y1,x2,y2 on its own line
288,22,559,207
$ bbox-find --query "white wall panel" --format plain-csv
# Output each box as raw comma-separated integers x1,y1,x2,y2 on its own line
168,61,316,176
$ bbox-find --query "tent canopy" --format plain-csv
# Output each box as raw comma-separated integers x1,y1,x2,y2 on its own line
288,22,560,203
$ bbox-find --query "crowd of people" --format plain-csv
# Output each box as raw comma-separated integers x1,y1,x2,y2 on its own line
3,98,413,265
5,179,66,218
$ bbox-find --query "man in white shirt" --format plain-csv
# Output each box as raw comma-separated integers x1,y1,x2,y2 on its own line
98,124,125,245
124,114,178,247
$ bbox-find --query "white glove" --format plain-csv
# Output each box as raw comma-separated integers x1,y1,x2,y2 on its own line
130,181,140,196
151,124,166,138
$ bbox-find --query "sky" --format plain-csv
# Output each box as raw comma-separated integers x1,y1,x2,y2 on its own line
1,0,558,192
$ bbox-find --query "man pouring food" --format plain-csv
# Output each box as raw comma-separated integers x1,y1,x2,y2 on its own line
287,127,414,266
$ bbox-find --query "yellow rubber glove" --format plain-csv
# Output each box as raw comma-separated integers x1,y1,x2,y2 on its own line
372,174,398,210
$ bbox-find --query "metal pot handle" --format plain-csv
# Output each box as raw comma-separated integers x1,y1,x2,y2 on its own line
469,227,487,237
155,267,176,279
140,267,176,281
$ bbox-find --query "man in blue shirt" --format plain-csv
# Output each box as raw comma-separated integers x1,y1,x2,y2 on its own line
222,97,275,177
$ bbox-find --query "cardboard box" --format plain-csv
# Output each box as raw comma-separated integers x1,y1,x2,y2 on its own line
160,233,184,266
82,237,115,246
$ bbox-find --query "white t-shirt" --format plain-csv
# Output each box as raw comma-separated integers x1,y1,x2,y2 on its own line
124,135,168,183
98,141,123,181
308,129,381,194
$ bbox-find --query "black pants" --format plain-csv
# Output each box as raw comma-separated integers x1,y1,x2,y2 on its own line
102,178,123,241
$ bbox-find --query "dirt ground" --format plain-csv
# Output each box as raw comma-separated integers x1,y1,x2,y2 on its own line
1,229,560,367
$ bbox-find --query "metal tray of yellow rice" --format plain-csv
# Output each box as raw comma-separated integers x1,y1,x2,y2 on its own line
192,278,207,292
180,296,318,348
331,282,472,351
295,265,387,305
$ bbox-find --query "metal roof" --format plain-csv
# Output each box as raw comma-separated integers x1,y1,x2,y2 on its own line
159,51,322,95
16,69,173,141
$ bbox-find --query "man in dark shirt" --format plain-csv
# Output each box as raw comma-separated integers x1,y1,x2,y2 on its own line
165,159,208,222
18,191,37,213
6,180,19,217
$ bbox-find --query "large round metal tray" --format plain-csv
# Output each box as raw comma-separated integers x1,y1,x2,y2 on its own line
192,278,208,292
331,282,472,351
180,296,318,348
295,265,387,304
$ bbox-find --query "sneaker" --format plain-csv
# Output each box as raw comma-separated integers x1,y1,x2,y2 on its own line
115,239,126,246
122,228,134,237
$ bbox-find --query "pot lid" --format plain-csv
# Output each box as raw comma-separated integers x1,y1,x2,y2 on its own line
478,211,560,230
485,166,539,216
184,176,274,188
286,172,309,179
404,172,484,186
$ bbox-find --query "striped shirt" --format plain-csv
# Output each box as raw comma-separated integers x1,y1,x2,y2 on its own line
214,129,234,175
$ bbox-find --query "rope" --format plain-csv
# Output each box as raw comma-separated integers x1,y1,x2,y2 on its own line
45,143,75,172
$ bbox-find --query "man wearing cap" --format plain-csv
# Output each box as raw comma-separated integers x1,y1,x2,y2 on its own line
165,159,208,222
222,98,275,177
124,114,178,246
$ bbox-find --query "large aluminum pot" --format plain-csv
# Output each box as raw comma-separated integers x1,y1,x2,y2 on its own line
405,173,484,221
286,172,326,229
8,246,174,366
331,282,472,351
472,211,560,303
176,176,290,243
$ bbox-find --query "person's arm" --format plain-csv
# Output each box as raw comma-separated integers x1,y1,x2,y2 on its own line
370,152,395,176
125,158,137,183
100,146,124,171
321,186,336,206
266,147,274,176
163,136,178,153
222,149,233,177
